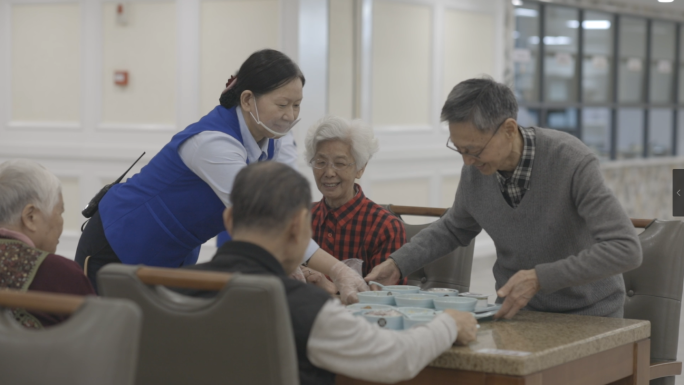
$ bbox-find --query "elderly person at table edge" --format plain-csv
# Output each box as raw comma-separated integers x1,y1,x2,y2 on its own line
301,116,406,292
366,77,642,319
179,161,478,385
0,159,95,328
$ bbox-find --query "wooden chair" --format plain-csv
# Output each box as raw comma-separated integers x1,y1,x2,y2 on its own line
624,219,684,385
98,265,299,385
0,289,142,385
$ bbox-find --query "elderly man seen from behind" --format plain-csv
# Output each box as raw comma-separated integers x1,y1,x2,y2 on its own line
366,77,642,319
0,159,95,328
302,116,406,291
179,162,477,384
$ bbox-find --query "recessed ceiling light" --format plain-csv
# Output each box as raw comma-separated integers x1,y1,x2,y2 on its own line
658,0,674,3
567,20,611,29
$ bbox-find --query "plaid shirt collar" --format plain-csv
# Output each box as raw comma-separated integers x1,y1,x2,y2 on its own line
495,126,535,202
317,184,365,227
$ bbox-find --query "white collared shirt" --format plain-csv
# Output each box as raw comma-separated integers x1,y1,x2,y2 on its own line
178,106,319,261
307,299,459,383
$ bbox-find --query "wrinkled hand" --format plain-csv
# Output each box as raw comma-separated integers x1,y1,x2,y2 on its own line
443,309,478,345
302,267,337,295
329,261,369,304
289,266,306,282
494,269,541,320
364,259,401,290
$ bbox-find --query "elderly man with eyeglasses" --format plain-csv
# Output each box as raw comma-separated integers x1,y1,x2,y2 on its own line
300,116,407,293
366,77,642,319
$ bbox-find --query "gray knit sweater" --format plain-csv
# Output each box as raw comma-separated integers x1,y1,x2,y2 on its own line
391,127,642,317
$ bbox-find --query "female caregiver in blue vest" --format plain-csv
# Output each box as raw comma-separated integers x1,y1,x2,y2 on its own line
75,49,368,303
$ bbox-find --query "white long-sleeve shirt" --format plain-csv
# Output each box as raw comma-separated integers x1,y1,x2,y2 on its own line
178,106,319,261
308,299,458,383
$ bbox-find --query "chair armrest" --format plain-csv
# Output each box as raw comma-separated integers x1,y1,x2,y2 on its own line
650,360,682,380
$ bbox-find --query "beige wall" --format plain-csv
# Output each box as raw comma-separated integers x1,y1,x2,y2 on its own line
443,9,495,99
59,177,81,232
102,2,177,125
371,1,432,127
200,0,279,115
441,175,459,207
370,177,433,224
328,0,355,120
11,3,81,123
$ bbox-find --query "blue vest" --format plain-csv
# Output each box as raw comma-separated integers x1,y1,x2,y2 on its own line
99,106,276,267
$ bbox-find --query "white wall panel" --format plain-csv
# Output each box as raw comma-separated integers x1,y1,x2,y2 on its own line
58,177,81,232
371,1,431,127
199,0,279,115
102,2,176,125
328,0,355,119
441,175,459,207
443,8,495,100
11,3,81,123
370,177,432,224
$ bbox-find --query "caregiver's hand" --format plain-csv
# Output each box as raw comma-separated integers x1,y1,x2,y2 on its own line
364,259,401,289
329,261,369,304
303,267,337,295
493,269,540,320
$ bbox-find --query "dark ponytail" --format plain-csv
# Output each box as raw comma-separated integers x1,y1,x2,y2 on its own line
219,49,305,109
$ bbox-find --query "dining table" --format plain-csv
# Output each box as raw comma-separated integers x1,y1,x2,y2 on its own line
336,310,651,385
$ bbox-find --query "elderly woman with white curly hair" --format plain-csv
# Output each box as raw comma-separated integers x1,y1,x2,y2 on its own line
302,116,406,286
0,159,95,329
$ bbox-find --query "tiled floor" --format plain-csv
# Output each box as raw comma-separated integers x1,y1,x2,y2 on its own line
469,254,684,385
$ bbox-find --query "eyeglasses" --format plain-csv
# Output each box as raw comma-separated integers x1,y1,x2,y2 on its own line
446,119,507,160
309,158,356,171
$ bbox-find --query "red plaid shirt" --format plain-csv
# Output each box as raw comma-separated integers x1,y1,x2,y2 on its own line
311,184,406,277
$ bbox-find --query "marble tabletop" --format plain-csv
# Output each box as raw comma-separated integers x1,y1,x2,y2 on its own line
429,310,651,376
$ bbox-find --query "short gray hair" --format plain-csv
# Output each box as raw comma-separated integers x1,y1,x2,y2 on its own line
231,162,311,233
0,159,62,226
441,77,518,134
305,115,379,171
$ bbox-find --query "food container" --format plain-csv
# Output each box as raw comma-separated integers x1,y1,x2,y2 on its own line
358,291,397,306
433,296,477,312
394,294,436,309
379,285,421,294
403,314,436,329
419,288,459,297
360,309,404,330
459,292,490,307
346,303,395,312
396,307,436,317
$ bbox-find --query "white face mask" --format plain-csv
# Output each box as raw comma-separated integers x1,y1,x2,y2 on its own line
249,99,300,139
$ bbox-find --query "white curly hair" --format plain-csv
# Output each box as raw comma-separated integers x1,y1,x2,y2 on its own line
0,159,62,226
305,116,379,171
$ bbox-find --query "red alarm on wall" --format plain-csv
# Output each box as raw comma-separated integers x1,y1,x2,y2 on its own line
114,71,128,86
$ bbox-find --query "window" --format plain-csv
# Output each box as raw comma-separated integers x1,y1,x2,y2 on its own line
618,17,647,104
582,12,613,103
514,1,682,161
617,108,644,159
514,1,540,102
544,6,579,103
648,109,673,156
649,22,676,104
582,108,611,160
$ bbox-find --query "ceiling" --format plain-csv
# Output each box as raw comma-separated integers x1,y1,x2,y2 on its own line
546,0,684,21
612,0,684,11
